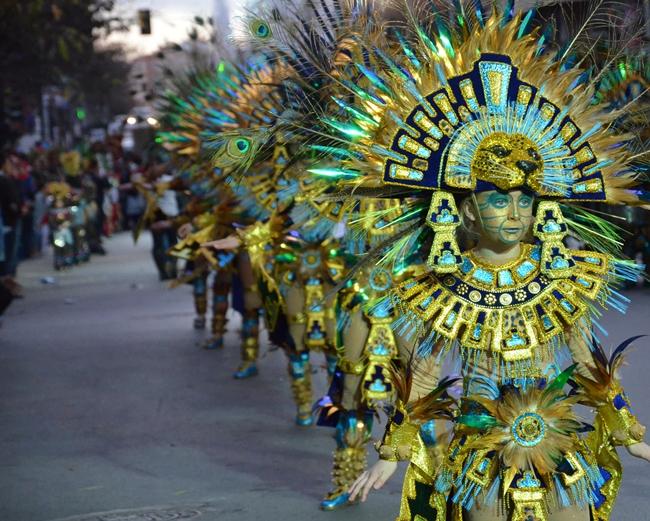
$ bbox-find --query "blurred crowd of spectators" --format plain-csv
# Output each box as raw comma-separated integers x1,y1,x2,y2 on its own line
0,138,152,322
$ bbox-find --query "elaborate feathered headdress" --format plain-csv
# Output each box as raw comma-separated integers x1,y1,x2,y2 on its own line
304,1,648,274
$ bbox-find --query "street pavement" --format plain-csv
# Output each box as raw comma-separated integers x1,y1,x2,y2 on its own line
1,232,649,521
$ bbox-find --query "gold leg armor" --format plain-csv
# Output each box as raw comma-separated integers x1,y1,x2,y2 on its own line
233,309,260,379
304,278,327,351
204,292,228,350
362,311,399,403
288,351,313,426
320,411,373,511
192,276,208,329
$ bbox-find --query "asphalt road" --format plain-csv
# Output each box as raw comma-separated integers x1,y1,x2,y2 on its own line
1,232,649,521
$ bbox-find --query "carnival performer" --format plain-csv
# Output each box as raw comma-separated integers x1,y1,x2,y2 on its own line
155,70,265,378
315,193,446,510
290,2,650,519
171,175,238,351
44,181,77,270
197,41,355,421
222,0,448,503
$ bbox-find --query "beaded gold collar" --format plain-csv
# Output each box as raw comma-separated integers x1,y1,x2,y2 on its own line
394,244,608,366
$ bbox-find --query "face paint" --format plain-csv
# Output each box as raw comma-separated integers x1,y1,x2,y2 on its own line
474,190,534,245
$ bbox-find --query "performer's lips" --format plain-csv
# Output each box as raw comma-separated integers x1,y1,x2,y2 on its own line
504,227,522,233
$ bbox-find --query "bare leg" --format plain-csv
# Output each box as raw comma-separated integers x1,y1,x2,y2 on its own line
465,502,508,521
323,284,339,378
548,504,590,521
340,310,369,411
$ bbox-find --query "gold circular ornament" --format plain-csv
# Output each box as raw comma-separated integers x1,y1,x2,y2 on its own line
484,294,497,306
528,282,541,294
469,290,482,303
511,412,546,447
499,293,513,305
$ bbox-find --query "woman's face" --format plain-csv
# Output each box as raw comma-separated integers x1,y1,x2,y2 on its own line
470,190,534,246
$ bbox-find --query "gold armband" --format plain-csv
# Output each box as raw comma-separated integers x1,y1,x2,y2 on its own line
238,221,283,304
338,356,365,375
289,312,306,325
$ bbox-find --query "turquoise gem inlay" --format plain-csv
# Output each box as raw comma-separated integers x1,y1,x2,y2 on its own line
437,209,455,223
542,315,553,330
373,344,390,356
439,250,456,265
516,261,535,278
371,306,390,319
415,111,443,138
517,471,542,489
472,268,494,284
389,163,423,181
479,61,513,112
505,333,525,348
551,256,569,270
560,299,575,313
398,135,430,159
420,421,437,446
472,324,482,340
530,247,541,261
444,311,457,328
498,270,515,287
542,220,562,233
370,379,387,392
461,257,474,274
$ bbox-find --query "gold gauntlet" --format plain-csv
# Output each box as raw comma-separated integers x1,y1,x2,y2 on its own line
597,386,646,447
377,403,420,462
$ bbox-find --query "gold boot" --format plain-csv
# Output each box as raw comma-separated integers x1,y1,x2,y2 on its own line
320,411,372,510
193,284,207,330
234,309,260,378
204,313,226,350
289,352,313,426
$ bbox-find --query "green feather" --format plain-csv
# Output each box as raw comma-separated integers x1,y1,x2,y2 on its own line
544,363,578,396
457,414,499,429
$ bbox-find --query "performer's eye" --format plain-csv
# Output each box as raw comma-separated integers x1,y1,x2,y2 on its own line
489,145,511,158
488,193,510,208
527,148,541,161
519,195,533,208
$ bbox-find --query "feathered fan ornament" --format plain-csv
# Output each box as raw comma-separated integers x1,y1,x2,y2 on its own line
457,365,587,491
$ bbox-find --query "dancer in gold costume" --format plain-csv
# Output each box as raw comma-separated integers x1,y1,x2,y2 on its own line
285,2,650,519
